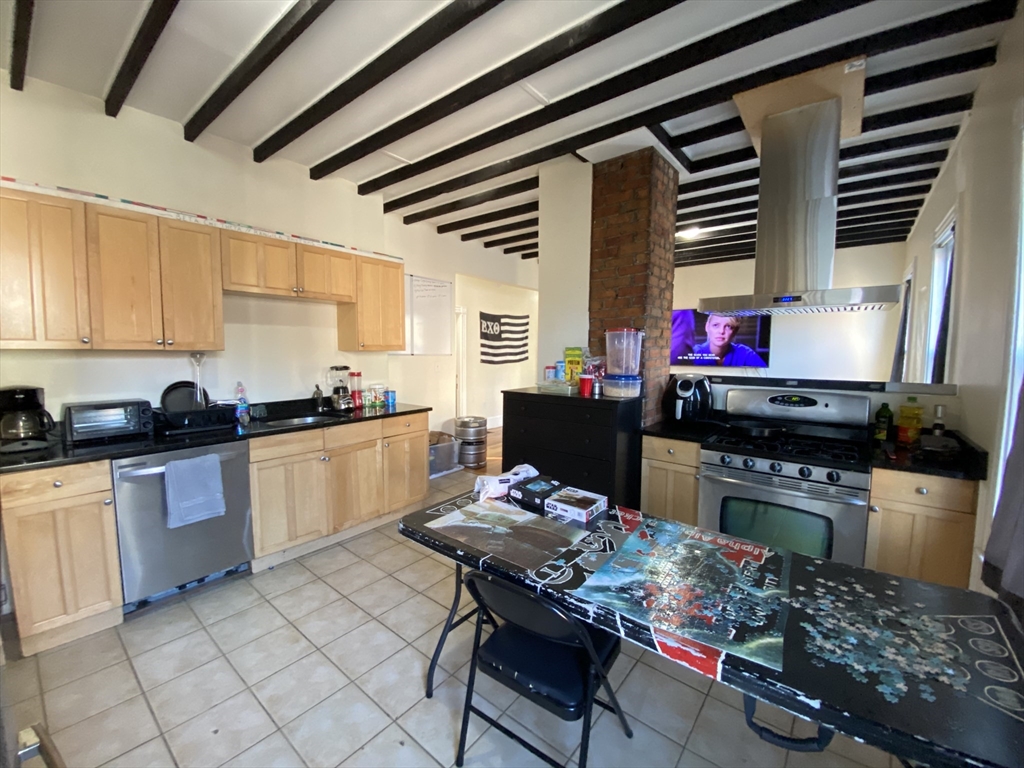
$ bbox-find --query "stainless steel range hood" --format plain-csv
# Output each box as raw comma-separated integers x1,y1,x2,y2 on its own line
698,98,902,316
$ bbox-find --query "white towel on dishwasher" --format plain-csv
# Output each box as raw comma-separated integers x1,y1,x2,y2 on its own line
165,454,226,529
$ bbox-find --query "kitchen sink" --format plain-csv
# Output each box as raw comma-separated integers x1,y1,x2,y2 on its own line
263,415,338,427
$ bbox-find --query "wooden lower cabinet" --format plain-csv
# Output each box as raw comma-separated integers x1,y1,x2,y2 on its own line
640,458,700,526
250,450,330,557
384,430,429,512
328,439,385,532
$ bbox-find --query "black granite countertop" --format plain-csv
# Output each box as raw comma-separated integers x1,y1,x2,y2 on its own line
641,419,725,443
0,402,432,474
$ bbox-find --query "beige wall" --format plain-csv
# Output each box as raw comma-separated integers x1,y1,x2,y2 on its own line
672,242,906,381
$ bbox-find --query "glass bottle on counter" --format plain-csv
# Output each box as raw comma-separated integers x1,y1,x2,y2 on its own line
873,402,893,443
897,397,924,445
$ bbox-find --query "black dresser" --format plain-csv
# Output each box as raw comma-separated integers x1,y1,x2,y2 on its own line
502,388,643,509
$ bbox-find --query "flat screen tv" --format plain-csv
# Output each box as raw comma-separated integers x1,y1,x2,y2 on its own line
671,309,771,367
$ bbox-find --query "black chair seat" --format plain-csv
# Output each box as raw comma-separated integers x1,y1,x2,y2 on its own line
477,620,620,718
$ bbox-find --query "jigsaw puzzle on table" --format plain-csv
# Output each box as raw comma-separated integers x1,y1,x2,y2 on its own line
573,517,791,670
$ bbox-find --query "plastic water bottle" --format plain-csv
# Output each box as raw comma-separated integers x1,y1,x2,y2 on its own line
235,381,250,428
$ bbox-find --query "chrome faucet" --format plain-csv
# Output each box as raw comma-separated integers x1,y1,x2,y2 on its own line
313,385,326,412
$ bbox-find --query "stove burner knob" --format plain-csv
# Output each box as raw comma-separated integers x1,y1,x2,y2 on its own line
798,466,813,479
743,458,755,469
769,462,783,474
826,470,841,484
720,455,732,466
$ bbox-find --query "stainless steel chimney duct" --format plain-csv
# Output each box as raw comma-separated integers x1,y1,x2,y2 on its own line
698,98,903,315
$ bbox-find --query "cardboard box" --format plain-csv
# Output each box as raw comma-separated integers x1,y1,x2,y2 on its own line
544,486,607,526
564,347,584,385
508,476,561,512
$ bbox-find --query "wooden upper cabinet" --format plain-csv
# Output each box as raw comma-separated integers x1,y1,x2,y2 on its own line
297,245,355,302
0,189,91,349
337,256,406,351
86,205,164,350
221,230,297,297
158,218,224,350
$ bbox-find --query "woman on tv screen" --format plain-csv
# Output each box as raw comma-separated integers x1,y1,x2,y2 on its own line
691,313,767,367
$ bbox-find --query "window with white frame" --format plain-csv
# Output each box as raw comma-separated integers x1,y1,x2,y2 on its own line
927,219,956,384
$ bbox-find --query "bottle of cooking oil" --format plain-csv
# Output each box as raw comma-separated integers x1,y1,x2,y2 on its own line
897,396,924,445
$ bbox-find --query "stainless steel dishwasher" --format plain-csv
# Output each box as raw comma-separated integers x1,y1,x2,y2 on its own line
112,442,253,605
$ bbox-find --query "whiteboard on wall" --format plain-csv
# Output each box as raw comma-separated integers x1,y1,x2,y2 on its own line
395,274,452,355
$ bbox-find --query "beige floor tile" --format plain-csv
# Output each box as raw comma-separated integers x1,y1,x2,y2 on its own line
300,544,360,577
165,690,275,768
322,620,406,679
687,697,786,768
269,579,342,621
462,714,569,768
44,660,141,732
348,575,417,617
344,531,398,558
411,617,477,675
378,593,448,642
2,695,45,733
101,738,175,768
791,718,893,768
429,552,458,569
39,629,127,691
227,625,315,685
3,656,40,704
505,695,588,758
341,722,441,767
248,561,316,598
397,677,497,768
186,579,264,625
677,749,718,767
52,695,159,768
640,650,714,694
784,749,863,768
206,601,288,653
118,602,201,656
130,628,221,690
422,575,474,613
606,652,637,691
322,559,389,596
378,523,409,543
455,662,519,712
293,596,372,647
145,657,245,731
222,731,304,768
615,662,705,745
620,639,644,659
573,710,682,768
252,651,348,726
355,645,439,718
283,684,390,768
393,556,453,590
708,682,794,734
367,542,427,573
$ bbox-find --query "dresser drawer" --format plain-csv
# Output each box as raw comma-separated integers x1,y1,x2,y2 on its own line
505,396,616,428
249,429,325,462
382,413,428,438
0,461,112,507
507,416,613,460
642,436,701,468
870,468,977,514
503,441,614,499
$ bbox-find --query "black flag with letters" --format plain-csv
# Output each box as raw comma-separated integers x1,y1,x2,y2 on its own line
480,312,529,365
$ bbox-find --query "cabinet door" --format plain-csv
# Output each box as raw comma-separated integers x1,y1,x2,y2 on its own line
379,259,405,349
865,498,974,588
0,190,91,349
297,245,355,302
356,257,384,348
640,458,699,526
1,491,122,638
383,431,429,512
221,230,297,297
340,257,406,351
249,451,328,557
158,218,224,350
327,439,385,533
86,205,164,349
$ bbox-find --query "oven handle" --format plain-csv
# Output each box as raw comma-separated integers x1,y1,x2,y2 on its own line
699,473,868,507
115,451,242,479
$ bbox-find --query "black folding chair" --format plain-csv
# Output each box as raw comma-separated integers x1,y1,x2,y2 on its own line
456,570,633,768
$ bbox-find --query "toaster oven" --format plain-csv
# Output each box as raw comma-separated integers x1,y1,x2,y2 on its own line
63,400,154,444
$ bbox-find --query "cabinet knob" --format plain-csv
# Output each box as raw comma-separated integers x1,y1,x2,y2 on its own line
292,287,299,293
384,442,389,448
166,340,174,346
298,288,304,293
667,449,674,455
870,505,880,513
81,337,90,344
322,456,330,462
915,487,928,495
405,422,410,427
694,474,701,480
360,343,364,347
104,498,113,506
53,480,63,488
156,339,164,345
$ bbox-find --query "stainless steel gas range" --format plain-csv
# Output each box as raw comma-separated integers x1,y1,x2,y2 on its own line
697,389,873,566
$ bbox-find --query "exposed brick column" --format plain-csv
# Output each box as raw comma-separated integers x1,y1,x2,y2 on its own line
589,147,678,426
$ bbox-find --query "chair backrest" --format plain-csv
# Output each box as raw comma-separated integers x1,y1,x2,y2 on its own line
464,570,587,647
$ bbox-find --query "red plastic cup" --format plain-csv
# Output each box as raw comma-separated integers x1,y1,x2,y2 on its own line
578,374,594,397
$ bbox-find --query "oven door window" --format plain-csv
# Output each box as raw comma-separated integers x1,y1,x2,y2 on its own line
720,497,833,559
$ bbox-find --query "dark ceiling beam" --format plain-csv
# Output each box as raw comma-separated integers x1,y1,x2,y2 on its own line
648,123,692,172
839,126,959,160
676,252,755,267
677,199,757,221
9,0,33,91
689,147,758,174
254,0,502,163
184,0,334,142
309,0,686,179
678,183,759,209
839,150,948,178
679,211,759,230
397,177,537,223
483,231,538,248
368,0,1013,208
839,168,939,193
504,242,538,254
837,199,923,220
678,224,757,244
461,218,538,241
520,252,539,260
676,241,757,260
839,185,931,207
836,233,909,248
678,168,759,196
864,46,998,96
837,221,917,239
861,93,973,134
105,0,179,117
361,0,869,198
836,211,918,228
436,202,538,234
669,116,746,148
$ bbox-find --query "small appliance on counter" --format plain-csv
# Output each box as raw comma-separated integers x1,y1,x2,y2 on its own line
329,365,355,411
663,374,712,422
63,399,154,445
0,386,56,453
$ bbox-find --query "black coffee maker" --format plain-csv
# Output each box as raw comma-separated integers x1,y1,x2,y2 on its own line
0,386,55,452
